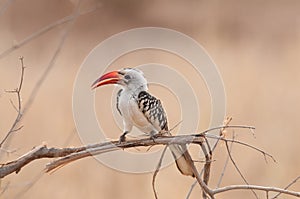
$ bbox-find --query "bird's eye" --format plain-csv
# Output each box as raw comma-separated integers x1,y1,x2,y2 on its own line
124,74,131,80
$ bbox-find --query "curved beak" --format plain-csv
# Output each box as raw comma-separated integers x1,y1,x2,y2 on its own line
91,71,120,89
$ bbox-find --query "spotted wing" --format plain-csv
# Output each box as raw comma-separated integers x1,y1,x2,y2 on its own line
137,91,168,132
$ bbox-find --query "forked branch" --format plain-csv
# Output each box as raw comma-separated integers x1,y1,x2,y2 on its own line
0,126,299,199
0,57,26,149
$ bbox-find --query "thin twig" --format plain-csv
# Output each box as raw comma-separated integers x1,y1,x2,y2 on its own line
271,176,300,199
0,0,84,154
205,134,276,163
0,0,15,17
181,144,214,199
199,125,255,136
0,3,100,59
152,146,168,199
186,180,198,199
199,142,212,199
186,117,233,198
224,141,259,199
21,2,80,116
0,57,25,149
9,99,18,112
216,132,235,188
206,117,232,153
169,120,183,132
14,129,78,196
212,184,300,197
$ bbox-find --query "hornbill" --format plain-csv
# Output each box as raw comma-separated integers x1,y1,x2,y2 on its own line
92,68,194,177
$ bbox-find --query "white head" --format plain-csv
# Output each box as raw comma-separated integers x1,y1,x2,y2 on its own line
91,68,148,92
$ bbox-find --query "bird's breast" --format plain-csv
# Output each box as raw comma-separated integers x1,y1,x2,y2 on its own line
118,92,156,133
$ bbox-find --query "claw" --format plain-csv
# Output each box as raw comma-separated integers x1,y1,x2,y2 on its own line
150,131,160,142
119,135,126,143
119,131,128,143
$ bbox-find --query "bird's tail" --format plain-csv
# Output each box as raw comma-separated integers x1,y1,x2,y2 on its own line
168,144,195,177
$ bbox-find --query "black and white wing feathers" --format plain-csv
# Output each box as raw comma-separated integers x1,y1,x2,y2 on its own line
137,91,168,132
116,89,123,116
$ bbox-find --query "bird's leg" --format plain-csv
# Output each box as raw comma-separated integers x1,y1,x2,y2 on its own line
119,131,128,143
150,131,160,142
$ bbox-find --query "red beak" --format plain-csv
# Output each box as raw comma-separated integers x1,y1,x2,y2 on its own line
91,71,120,89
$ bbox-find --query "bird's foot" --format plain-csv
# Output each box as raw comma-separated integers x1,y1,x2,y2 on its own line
150,135,157,142
118,132,128,144
150,132,161,142
119,135,126,143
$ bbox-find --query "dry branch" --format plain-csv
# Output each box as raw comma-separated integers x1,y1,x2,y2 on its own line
216,132,235,188
152,146,168,199
0,2,100,59
45,136,204,173
271,176,300,199
45,125,254,174
0,135,203,178
0,57,25,149
0,0,85,154
213,184,300,198
0,144,86,178
0,127,299,199
224,140,259,199
186,117,231,199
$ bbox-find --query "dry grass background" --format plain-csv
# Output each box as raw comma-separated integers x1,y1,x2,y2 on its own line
0,0,300,198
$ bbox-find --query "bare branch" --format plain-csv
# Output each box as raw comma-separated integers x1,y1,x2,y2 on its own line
0,125,298,199
205,134,276,163
181,144,214,199
0,2,100,59
0,56,25,149
186,180,198,199
216,132,235,188
9,98,18,112
199,142,212,199
0,144,86,178
0,0,84,154
224,140,259,199
152,146,168,199
21,1,81,116
0,136,203,178
271,176,300,199
199,124,255,136
186,117,233,198
45,136,204,173
213,184,300,198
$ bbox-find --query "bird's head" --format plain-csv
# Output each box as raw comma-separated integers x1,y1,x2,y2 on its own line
91,68,148,91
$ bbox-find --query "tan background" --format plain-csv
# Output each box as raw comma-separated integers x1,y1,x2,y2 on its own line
0,0,299,198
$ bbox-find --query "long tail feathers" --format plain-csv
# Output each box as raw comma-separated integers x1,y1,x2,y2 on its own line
168,144,195,177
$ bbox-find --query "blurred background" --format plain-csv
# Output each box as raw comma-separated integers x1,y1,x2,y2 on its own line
0,0,299,198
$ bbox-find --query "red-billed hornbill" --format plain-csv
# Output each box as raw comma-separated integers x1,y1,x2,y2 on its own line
92,68,194,177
